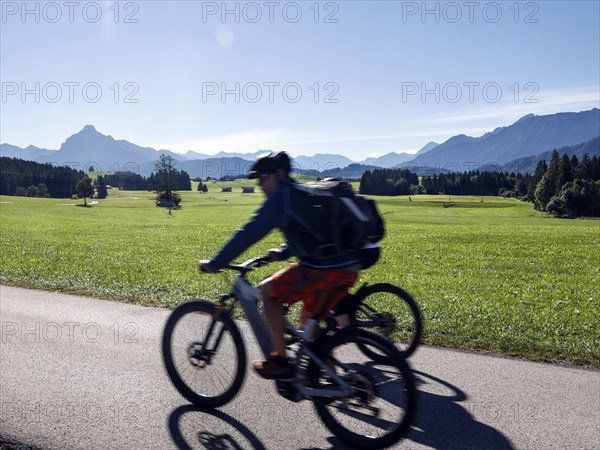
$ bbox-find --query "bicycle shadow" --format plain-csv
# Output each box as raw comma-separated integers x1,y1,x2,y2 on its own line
167,404,267,450
167,370,514,450
408,370,515,450
169,403,359,450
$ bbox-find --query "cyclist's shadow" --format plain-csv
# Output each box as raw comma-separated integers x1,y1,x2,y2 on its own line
168,404,267,450
167,371,514,450
408,370,515,450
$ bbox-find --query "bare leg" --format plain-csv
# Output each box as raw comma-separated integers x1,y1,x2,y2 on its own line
259,283,286,357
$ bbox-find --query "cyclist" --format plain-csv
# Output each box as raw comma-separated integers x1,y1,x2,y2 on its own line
199,151,362,379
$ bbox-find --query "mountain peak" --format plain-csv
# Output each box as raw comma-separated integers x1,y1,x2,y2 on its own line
82,125,97,132
516,113,536,123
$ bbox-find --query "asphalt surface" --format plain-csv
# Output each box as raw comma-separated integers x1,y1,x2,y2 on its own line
1,285,598,449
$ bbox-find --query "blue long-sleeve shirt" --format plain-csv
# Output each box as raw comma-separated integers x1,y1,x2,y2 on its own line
208,178,362,271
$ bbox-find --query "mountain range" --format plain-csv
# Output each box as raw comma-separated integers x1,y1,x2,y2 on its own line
0,125,439,176
408,109,599,169
1,108,598,178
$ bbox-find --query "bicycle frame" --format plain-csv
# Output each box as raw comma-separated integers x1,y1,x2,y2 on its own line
229,264,354,399
231,276,274,358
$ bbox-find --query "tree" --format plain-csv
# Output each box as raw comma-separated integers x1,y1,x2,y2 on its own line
570,154,579,174
96,175,108,199
177,170,192,190
26,185,38,197
556,153,574,192
76,175,95,206
36,183,49,198
534,172,555,211
410,184,425,195
591,156,600,180
154,154,180,211
576,154,593,180
527,159,547,201
547,150,561,193
546,196,568,218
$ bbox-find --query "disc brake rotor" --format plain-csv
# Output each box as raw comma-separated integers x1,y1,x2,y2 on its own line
187,342,211,367
374,312,397,336
348,372,377,404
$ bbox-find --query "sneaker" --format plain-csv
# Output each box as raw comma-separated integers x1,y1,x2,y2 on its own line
253,355,294,380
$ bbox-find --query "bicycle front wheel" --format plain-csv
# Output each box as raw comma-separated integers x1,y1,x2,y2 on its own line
162,300,246,408
353,283,422,359
312,328,417,449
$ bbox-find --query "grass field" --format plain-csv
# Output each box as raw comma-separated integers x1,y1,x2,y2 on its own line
1,185,598,366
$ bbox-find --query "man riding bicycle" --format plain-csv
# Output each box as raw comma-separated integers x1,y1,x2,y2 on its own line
199,151,362,380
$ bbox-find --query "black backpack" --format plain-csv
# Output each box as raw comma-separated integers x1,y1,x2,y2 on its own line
289,179,384,261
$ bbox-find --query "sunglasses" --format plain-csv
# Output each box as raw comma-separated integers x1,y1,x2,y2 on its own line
258,172,273,183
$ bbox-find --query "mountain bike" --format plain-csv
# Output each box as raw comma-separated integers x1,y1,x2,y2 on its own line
162,256,417,449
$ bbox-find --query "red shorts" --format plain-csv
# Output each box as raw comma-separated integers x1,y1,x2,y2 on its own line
264,263,359,315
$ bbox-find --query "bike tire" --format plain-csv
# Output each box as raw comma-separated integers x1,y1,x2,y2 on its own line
162,300,247,408
353,283,422,359
311,328,417,449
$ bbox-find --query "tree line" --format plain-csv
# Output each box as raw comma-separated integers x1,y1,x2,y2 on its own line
420,171,530,198
0,156,194,200
359,167,527,197
529,151,600,217
359,169,419,196
359,152,600,217
103,170,192,191
0,157,85,198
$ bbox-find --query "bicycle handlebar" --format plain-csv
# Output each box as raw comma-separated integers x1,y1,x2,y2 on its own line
226,255,271,273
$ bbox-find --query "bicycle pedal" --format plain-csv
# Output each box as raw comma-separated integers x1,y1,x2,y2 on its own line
276,380,302,402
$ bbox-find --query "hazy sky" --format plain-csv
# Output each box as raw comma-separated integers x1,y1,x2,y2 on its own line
1,1,599,160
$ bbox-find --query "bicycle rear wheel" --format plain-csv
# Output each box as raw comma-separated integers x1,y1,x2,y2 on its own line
162,300,246,408
311,328,417,449
353,283,422,359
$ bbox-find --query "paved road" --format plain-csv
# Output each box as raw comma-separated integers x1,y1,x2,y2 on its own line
1,285,598,449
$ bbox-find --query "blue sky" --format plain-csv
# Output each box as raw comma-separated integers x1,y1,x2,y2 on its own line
1,1,599,161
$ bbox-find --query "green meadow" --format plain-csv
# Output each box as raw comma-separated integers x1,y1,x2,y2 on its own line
1,184,598,366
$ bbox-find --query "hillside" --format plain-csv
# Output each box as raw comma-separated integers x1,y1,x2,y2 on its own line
409,108,600,168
